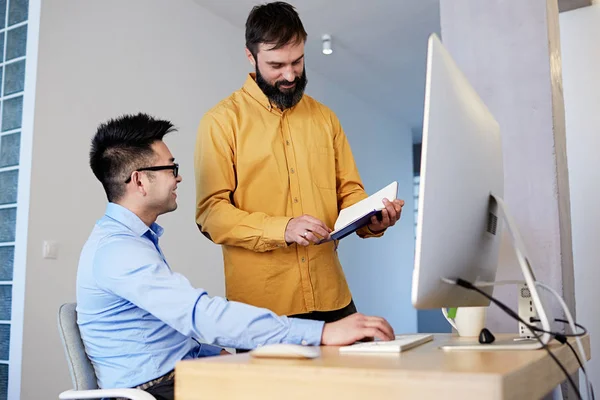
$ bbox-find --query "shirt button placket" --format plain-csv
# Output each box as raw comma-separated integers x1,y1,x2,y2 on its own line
282,113,314,311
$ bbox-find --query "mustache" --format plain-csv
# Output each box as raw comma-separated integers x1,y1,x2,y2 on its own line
275,77,300,88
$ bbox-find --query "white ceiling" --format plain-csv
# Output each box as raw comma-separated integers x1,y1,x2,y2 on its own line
194,0,441,142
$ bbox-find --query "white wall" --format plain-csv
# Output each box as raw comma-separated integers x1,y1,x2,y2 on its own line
560,3,600,391
18,0,415,398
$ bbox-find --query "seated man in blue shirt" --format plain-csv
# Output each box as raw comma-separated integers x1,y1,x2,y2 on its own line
77,113,395,400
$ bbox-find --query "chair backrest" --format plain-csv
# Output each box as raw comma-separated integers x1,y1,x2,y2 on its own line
57,302,99,390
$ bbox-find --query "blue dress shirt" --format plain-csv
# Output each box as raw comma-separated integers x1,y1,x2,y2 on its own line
76,203,324,389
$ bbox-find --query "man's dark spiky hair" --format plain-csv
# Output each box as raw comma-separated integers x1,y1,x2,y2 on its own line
89,112,176,202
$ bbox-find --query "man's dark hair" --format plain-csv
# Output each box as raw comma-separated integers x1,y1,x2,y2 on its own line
89,113,176,202
245,1,307,58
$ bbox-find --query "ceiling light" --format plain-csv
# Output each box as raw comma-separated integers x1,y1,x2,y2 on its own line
322,34,333,55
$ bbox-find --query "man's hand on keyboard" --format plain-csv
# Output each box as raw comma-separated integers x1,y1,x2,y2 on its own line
320,313,395,346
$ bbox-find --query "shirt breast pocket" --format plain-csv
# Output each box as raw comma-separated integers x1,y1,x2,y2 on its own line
308,146,336,190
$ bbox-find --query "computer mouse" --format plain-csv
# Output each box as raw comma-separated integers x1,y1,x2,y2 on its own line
249,344,321,359
478,328,496,344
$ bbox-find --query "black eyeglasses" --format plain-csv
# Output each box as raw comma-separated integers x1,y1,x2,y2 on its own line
125,163,179,183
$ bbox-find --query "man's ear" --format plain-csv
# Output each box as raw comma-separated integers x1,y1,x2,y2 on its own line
131,171,147,196
245,48,256,68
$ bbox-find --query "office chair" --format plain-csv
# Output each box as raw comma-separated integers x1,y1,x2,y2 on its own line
57,302,155,400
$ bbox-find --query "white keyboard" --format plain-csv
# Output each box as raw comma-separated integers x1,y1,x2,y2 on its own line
339,334,434,354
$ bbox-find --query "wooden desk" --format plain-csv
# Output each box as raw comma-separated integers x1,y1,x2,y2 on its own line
175,334,590,400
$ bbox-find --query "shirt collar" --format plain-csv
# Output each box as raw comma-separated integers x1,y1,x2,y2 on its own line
105,202,164,238
242,73,281,114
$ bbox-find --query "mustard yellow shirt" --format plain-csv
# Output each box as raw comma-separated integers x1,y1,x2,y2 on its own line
195,74,382,316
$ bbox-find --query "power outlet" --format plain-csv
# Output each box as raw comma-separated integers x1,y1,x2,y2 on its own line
43,240,58,259
518,283,539,338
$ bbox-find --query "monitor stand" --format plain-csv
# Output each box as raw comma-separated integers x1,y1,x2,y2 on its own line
440,194,553,351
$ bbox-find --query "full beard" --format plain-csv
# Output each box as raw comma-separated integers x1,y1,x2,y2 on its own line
256,66,307,110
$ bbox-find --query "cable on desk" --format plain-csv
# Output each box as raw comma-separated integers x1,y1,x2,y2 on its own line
449,278,582,400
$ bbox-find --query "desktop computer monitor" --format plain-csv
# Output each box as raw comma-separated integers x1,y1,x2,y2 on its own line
411,34,553,350
411,33,504,310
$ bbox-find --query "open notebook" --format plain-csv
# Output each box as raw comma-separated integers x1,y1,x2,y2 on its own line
323,181,398,242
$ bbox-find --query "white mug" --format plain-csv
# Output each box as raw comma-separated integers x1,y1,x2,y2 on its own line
442,306,487,337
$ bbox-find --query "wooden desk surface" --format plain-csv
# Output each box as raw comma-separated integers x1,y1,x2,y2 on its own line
175,334,590,400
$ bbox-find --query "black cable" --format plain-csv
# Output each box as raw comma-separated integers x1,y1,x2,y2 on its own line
564,340,584,368
529,317,588,337
563,340,596,400
453,278,582,400
531,319,594,400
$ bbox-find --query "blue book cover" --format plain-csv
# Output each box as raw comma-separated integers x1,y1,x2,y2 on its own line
330,210,382,241
320,181,398,243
